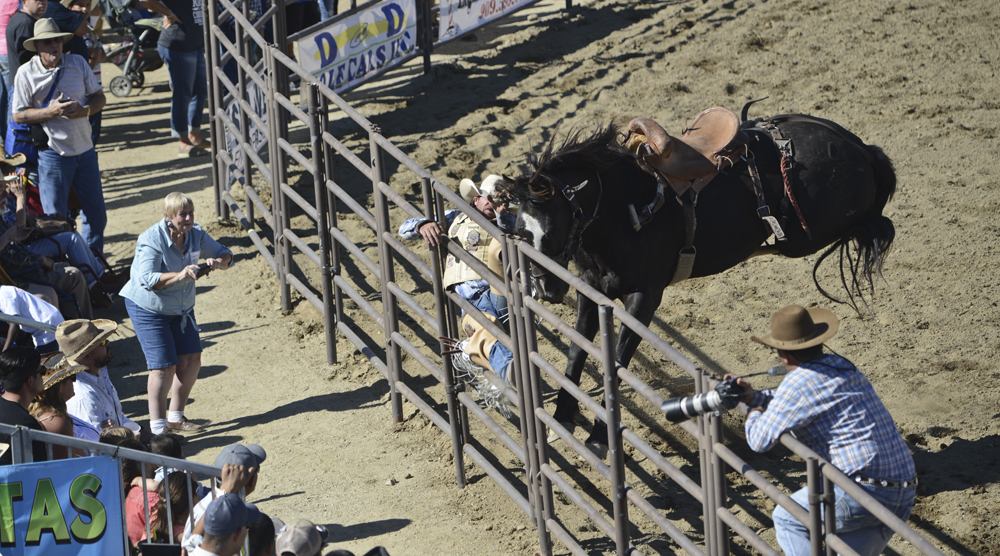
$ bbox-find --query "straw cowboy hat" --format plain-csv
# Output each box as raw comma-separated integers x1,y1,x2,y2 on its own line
751,305,839,350
24,19,74,52
56,319,118,363
39,353,87,391
460,175,504,204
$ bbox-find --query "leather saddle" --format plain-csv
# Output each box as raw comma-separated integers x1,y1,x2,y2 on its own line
624,107,748,195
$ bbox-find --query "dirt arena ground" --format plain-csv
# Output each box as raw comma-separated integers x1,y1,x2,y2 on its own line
97,0,998,554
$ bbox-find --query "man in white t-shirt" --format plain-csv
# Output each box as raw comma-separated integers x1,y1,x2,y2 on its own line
11,18,106,253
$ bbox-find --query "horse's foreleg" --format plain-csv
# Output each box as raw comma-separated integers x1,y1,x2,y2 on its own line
552,294,600,425
586,290,661,447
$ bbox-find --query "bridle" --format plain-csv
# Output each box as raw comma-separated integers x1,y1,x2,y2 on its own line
529,170,604,279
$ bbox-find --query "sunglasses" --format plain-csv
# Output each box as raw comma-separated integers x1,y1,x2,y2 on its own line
38,38,62,46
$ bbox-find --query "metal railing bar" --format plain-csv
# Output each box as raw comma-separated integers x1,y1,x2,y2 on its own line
211,27,268,90
528,351,608,426
244,183,273,224
716,507,779,556
387,282,437,331
276,138,315,174
443,239,505,293
321,132,372,180
286,273,323,313
279,182,319,220
457,391,526,464
391,331,445,384
395,380,449,432
464,443,532,517
274,93,312,129
216,0,268,47
222,191,278,274
626,485,706,556
523,296,602,361
825,533,861,556
383,231,434,281
376,179,425,221
336,318,388,377
212,65,239,100
283,228,322,267
619,427,702,499
480,369,518,409
712,442,811,526
544,518,589,556
329,227,380,276
333,275,384,328
448,292,512,349
371,134,437,183
0,311,57,331
540,463,620,548
245,147,273,188
327,180,377,230
535,411,608,475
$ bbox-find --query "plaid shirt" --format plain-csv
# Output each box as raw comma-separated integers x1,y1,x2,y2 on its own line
745,354,915,482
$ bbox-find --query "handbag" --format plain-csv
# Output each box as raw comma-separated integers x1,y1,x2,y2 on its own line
7,67,64,158
26,213,75,241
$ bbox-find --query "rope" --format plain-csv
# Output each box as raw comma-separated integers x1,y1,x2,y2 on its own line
781,154,811,240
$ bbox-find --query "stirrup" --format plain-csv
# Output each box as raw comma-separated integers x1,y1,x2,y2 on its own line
628,174,666,232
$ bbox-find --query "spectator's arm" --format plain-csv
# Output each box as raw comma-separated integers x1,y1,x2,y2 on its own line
197,230,233,271
73,18,90,36
10,179,27,229
140,0,180,26
76,90,106,119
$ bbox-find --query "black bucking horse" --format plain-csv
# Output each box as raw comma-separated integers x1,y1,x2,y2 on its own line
502,106,897,446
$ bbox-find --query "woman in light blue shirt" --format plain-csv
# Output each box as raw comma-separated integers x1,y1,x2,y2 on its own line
119,192,232,436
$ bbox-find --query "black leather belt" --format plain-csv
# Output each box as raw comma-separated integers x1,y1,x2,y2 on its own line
853,475,918,488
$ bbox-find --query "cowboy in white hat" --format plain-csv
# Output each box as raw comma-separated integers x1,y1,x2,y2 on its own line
12,17,108,255
727,305,916,556
57,318,140,435
397,175,516,321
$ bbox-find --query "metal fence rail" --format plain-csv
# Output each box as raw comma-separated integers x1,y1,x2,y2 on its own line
204,1,951,555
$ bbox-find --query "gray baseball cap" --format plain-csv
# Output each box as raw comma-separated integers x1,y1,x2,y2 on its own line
214,444,267,468
203,494,260,536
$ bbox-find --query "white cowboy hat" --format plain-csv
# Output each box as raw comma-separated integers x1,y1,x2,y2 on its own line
24,19,74,52
459,175,504,204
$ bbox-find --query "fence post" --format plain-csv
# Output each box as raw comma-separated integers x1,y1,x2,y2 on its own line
306,83,336,365
205,0,222,219
710,396,729,556
512,238,554,555
435,189,470,441
823,473,836,556
422,177,465,486
370,128,403,423
599,305,630,555
419,0,432,73
807,457,824,556
236,2,254,228
318,90,344,327
698,370,717,556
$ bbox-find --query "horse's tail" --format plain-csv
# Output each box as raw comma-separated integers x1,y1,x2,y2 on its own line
813,145,897,311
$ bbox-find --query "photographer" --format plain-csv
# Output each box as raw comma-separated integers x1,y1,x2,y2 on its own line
11,18,106,254
728,305,916,556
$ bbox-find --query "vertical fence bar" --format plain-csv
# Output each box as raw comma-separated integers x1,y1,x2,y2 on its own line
823,474,836,556
273,50,292,311
807,457,823,556
307,83,336,364
600,305,629,555
319,93,344,326
119,457,129,554
236,3,254,228
422,177,465,486
710,407,729,556
206,0,223,218
370,130,403,423
264,45,283,285
696,372,714,556
419,0,432,73
435,188,469,441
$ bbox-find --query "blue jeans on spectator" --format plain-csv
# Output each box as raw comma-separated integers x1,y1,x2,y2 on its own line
157,46,207,139
125,298,202,369
38,148,106,253
317,0,335,20
773,482,916,556
25,232,105,286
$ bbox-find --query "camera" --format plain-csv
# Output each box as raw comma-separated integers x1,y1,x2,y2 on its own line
661,378,746,423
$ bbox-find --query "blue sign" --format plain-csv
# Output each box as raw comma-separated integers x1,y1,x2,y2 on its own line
0,456,125,555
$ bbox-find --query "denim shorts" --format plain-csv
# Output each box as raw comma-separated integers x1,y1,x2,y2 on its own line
125,298,202,370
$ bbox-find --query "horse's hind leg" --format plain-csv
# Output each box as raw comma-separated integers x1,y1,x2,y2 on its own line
585,290,660,447
553,294,601,426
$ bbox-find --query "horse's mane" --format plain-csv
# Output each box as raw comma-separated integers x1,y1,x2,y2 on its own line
501,123,630,203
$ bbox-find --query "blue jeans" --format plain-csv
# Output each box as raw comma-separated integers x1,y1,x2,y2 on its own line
125,298,202,370
489,341,513,383
25,231,105,286
773,483,916,556
38,148,105,253
317,0,335,20
157,46,207,138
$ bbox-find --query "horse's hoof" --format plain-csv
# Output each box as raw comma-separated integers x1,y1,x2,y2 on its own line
583,440,608,462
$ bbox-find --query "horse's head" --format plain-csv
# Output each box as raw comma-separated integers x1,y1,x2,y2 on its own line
506,170,596,304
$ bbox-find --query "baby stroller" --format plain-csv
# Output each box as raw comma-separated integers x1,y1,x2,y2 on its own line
98,0,164,97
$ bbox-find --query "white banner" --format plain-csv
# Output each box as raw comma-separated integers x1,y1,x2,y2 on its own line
438,0,535,42
297,0,417,92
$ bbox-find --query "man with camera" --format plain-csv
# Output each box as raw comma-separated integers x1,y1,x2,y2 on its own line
11,18,106,254
728,305,916,556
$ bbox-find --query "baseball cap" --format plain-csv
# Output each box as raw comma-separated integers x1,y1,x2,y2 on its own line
214,444,267,468
203,493,261,536
275,518,330,556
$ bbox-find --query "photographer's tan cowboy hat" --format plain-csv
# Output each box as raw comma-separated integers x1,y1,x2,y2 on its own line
24,19,74,52
751,305,839,350
39,352,87,391
459,175,504,204
56,319,118,363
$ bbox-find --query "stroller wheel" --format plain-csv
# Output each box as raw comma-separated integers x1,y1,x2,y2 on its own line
110,75,133,98
129,72,145,88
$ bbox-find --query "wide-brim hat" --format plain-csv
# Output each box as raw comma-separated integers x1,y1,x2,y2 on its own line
24,19,74,52
275,518,330,556
751,305,839,350
459,174,503,204
39,352,87,391
56,319,118,363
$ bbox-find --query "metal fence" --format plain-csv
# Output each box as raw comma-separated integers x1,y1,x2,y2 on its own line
203,1,951,555
1,423,236,552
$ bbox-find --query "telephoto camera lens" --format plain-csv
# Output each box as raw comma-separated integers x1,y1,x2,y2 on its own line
661,390,726,423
